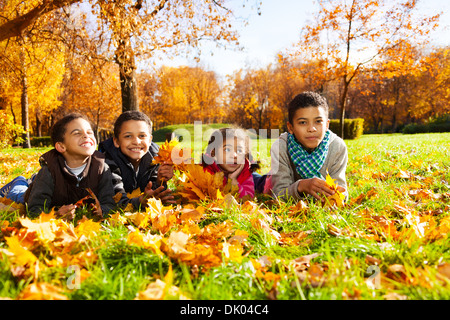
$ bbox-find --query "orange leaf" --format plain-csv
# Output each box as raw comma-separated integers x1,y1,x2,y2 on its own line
17,282,68,300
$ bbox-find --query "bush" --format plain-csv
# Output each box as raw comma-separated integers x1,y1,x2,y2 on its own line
329,118,364,139
0,111,25,149
30,136,52,147
402,114,450,134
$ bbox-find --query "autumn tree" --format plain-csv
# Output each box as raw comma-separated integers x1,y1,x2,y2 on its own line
148,66,223,126
226,65,299,131
0,0,257,113
0,0,66,147
408,46,450,120
58,53,121,140
286,0,441,138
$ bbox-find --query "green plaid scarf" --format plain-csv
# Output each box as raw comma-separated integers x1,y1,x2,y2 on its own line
287,130,331,179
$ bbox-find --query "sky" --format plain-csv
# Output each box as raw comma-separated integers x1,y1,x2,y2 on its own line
148,0,450,78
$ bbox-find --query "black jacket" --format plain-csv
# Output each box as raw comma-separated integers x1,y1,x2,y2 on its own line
24,149,115,217
98,137,161,210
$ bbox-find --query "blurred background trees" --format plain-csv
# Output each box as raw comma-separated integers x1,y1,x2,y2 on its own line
0,0,448,148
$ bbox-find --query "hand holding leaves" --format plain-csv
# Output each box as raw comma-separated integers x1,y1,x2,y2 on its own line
157,163,174,184
140,181,176,206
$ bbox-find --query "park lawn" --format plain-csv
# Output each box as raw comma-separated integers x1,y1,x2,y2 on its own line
0,132,449,300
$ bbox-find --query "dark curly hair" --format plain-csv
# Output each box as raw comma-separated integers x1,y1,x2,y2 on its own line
51,113,93,145
288,91,329,124
113,111,153,138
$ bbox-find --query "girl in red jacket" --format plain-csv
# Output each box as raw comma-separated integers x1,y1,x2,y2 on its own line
201,127,262,200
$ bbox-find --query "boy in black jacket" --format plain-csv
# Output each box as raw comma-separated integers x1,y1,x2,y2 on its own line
24,113,116,219
98,111,174,210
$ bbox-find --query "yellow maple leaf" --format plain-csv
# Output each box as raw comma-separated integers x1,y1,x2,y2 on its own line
152,139,180,165
107,212,127,227
3,236,38,267
75,218,101,238
127,188,142,199
176,164,235,203
124,210,150,229
127,230,164,257
135,265,189,301
324,172,346,208
19,217,57,243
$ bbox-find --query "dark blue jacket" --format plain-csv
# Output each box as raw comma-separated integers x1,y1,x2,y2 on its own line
98,137,161,209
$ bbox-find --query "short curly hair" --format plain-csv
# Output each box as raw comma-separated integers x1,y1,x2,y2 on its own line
113,111,153,138
51,113,93,145
288,91,329,124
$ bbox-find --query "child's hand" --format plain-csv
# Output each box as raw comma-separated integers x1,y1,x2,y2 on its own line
227,164,245,184
55,204,76,221
140,181,176,206
90,202,103,220
157,163,174,184
297,177,335,201
87,188,103,220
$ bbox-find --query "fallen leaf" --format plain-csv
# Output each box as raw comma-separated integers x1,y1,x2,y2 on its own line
17,282,68,300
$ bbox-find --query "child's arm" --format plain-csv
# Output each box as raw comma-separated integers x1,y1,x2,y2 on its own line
324,138,348,198
270,138,303,200
25,166,55,217
96,163,117,216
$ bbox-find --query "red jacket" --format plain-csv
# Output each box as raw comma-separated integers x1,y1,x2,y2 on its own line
202,156,255,199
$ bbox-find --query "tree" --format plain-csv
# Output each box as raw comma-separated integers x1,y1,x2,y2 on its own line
226,65,292,131
287,0,441,138
0,0,80,42
0,0,257,113
151,65,223,126
58,53,121,140
0,0,66,147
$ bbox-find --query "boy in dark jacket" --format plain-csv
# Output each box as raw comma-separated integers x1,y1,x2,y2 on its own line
24,113,116,219
98,111,174,210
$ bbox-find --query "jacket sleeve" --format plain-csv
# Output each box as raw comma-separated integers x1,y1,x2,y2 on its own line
106,158,144,211
97,163,117,215
25,166,55,217
270,138,302,201
324,138,348,199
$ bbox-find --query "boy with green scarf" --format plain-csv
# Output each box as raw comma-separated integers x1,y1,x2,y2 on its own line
270,91,348,202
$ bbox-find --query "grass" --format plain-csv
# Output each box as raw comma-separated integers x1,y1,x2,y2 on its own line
0,131,449,301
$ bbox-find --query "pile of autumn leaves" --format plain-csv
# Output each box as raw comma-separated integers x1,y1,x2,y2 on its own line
1,140,450,300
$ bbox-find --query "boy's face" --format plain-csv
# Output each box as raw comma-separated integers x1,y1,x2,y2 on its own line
214,137,246,174
55,118,97,160
287,106,330,152
113,120,152,168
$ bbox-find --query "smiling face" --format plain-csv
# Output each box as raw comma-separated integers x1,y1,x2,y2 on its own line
113,120,152,169
55,118,97,167
287,106,330,152
214,137,246,174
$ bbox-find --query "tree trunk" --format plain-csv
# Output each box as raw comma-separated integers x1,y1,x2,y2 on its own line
20,49,31,149
338,79,350,139
35,108,42,137
119,64,139,112
116,39,139,112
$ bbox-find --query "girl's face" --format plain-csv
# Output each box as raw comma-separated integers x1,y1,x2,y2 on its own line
287,106,329,152
214,137,246,174
113,120,152,169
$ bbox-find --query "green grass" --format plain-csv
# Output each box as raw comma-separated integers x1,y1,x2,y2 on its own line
1,132,449,300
